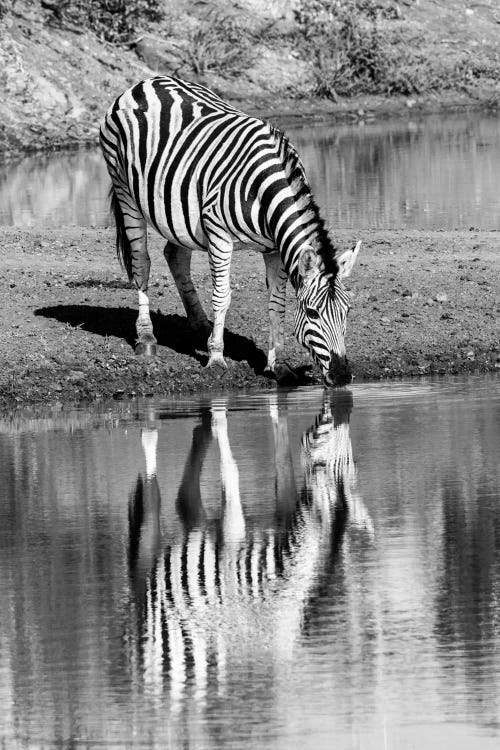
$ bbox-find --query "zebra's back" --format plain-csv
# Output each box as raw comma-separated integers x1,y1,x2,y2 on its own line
99,76,280,251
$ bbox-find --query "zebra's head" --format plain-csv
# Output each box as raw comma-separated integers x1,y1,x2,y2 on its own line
294,241,361,387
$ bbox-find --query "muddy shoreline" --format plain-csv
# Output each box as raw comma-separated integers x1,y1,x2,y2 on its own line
0,226,498,412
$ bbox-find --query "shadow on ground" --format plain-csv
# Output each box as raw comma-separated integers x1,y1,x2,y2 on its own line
35,304,268,373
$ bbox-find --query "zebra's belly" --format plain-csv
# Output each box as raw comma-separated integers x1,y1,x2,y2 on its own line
150,214,208,251
132,180,207,251
138,195,273,253
128,167,273,252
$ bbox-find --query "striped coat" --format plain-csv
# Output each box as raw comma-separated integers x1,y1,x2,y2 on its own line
100,76,360,384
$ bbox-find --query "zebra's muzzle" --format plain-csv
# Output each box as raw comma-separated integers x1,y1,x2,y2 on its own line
324,353,352,387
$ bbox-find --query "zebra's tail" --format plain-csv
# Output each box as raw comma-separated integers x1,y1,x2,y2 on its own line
109,187,133,281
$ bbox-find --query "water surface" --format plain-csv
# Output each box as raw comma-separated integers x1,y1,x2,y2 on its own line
2,113,500,230
1,374,499,749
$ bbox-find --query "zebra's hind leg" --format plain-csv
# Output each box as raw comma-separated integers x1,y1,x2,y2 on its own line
163,242,212,339
135,289,157,357
131,220,156,356
263,252,297,384
111,188,157,356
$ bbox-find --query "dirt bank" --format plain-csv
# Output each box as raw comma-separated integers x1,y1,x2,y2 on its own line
0,226,498,410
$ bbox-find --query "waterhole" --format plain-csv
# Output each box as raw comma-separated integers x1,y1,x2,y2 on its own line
1,374,499,749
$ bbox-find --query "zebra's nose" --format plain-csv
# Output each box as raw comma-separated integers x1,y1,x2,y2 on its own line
324,353,352,387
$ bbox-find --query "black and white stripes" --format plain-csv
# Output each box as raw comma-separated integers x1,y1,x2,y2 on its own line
124,395,373,704
100,76,361,382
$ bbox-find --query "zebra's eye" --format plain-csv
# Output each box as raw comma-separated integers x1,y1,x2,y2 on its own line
306,307,320,320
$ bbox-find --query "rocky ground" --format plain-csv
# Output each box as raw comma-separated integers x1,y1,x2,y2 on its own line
0,225,498,411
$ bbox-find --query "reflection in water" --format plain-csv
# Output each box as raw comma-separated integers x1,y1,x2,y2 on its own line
0,148,107,227
124,393,371,723
293,114,500,230
2,114,500,229
1,377,500,748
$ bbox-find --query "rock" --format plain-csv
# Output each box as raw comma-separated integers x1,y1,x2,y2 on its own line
32,76,68,110
435,293,448,303
133,35,184,73
246,47,311,93
67,370,85,381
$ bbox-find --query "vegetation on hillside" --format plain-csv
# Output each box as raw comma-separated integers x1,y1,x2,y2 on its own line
3,0,500,101
172,8,257,79
293,0,500,100
32,0,500,101
1,0,500,154
40,0,164,42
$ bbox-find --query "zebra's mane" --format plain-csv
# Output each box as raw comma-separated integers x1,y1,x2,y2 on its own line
271,125,339,279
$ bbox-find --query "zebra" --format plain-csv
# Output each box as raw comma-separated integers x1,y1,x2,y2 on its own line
99,76,361,386
122,394,373,707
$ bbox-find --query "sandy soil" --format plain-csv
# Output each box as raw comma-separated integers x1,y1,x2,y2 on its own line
0,225,498,410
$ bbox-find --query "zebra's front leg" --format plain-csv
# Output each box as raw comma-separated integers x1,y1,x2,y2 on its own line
263,252,297,384
164,242,212,338
270,394,299,522
211,402,245,543
205,216,233,369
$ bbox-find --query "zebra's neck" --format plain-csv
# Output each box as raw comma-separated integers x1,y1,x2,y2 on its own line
264,128,338,288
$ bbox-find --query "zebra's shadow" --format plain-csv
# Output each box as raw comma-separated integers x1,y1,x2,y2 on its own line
34,304,268,372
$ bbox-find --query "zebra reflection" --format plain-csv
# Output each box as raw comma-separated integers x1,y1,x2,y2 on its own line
126,394,372,705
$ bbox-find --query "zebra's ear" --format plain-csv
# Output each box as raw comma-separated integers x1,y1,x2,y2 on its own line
298,245,321,283
337,240,362,279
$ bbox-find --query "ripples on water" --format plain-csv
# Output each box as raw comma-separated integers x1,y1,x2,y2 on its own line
0,375,499,749
1,113,500,229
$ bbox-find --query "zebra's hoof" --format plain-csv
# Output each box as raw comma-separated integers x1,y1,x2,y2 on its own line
274,362,298,386
206,353,227,370
135,340,157,357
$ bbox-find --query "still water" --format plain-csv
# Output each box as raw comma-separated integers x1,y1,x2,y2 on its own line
1,374,499,749
1,112,500,230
